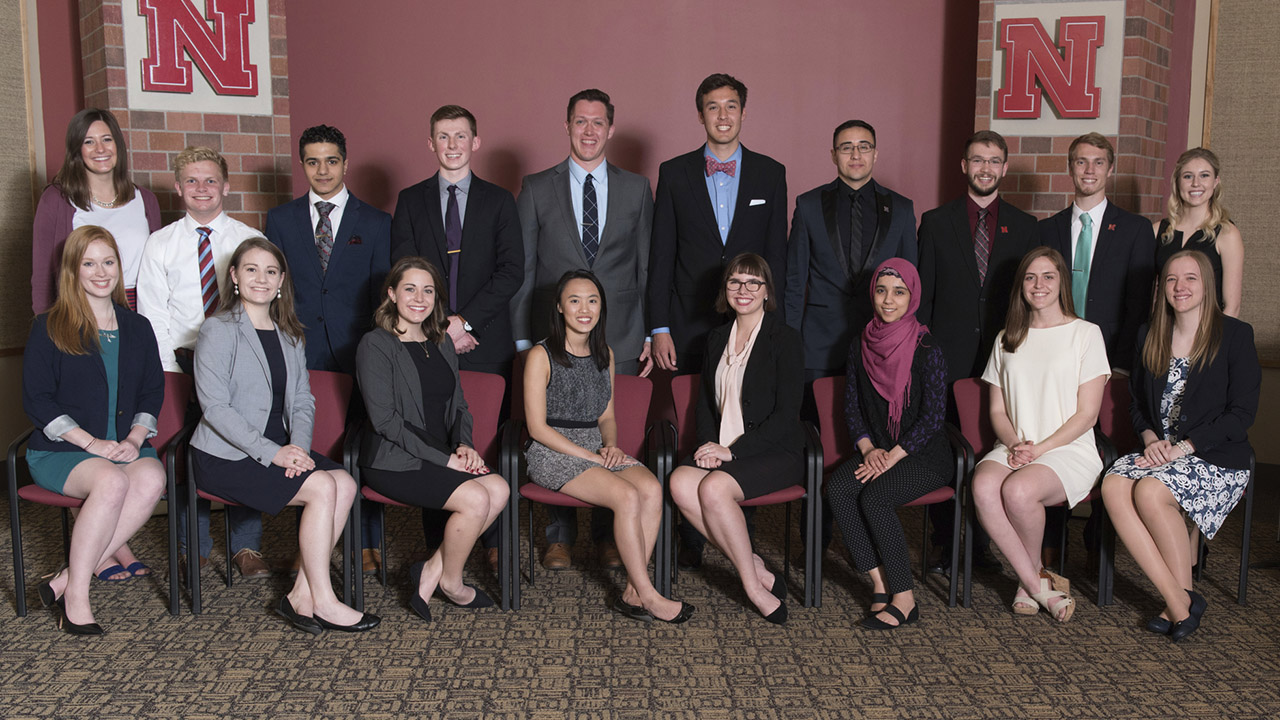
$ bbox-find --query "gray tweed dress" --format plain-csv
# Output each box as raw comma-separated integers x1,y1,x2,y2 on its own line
525,342,640,490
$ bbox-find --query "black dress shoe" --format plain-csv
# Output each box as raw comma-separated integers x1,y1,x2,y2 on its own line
314,612,382,632
408,561,432,623
1145,615,1172,634
57,603,104,636
655,602,695,624
926,549,949,575
437,584,494,609
613,598,654,622
762,601,787,625
275,596,323,635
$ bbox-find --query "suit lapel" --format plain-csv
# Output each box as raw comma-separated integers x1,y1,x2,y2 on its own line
327,194,360,272
1057,210,1074,272
1086,203,1122,295
423,174,448,267
599,163,623,257
683,150,721,241
820,182,852,281
290,197,325,285
554,162,589,265
861,182,892,273
948,199,982,290
235,310,271,383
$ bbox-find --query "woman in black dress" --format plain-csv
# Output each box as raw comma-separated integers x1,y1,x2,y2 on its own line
192,238,377,634
356,257,509,621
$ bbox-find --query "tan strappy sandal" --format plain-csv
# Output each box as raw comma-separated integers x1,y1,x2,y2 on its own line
1030,569,1075,622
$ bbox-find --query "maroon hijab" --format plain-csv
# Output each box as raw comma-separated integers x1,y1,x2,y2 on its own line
859,258,926,439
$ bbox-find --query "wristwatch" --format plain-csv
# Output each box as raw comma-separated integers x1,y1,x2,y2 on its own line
458,316,473,332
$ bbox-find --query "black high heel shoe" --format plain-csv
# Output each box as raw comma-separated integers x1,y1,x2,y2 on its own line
408,561,432,622
767,574,787,601
37,568,65,608
762,600,788,625
56,602,103,636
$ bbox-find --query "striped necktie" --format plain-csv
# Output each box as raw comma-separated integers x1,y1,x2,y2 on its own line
196,226,218,317
974,207,991,285
582,174,599,266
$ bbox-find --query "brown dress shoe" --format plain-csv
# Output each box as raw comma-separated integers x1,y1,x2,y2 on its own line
362,548,381,575
233,548,271,578
542,543,571,570
599,543,623,569
485,547,500,573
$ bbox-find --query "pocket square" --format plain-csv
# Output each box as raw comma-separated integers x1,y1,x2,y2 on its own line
348,235,363,245
749,199,766,206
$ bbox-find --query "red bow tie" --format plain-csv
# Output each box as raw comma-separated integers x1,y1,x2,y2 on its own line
705,156,737,177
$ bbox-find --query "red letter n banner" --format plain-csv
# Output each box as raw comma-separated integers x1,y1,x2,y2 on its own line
997,16,1105,119
140,0,258,96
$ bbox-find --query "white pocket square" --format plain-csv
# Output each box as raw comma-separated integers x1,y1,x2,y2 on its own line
749,199,766,206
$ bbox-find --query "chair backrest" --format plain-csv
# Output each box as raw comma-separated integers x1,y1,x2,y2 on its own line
309,369,353,461
153,371,194,455
669,373,700,458
1098,376,1139,454
459,370,505,464
953,377,996,456
612,374,653,459
811,375,855,474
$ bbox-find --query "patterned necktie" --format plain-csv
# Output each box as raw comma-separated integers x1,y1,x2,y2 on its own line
705,156,737,177
974,207,991,285
848,191,865,273
196,226,218,318
445,185,462,311
1073,213,1093,314
315,201,336,272
582,174,599,266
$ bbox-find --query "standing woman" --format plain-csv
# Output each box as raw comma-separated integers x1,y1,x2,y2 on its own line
357,257,509,621
669,253,804,624
827,259,951,630
524,270,691,623
23,226,167,634
1102,251,1258,642
191,238,377,634
972,246,1110,623
1152,147,1243,317
33,108,162,314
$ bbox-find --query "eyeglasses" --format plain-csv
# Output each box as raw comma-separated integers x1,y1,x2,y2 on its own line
835,142,876,156
726,279,766,292
966,156,1005,168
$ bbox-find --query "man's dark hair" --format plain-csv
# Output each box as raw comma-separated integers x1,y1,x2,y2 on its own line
298,125,347,160
566,89,614,125
695,73,747,111
430,105,478,136
832,119,876,148
964,130,1008,159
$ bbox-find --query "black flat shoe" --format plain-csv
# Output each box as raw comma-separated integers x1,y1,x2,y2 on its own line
437,584,494,609
1187,589,1207,620
1170,613,1200,642
767,574,787,601
275,596,323,635
1145,615,1172,634
762,601,788,625
57,603,103,636
655,602,695,624
861,604,919,630
314,612,381,632
408,561,432,622
612,598,654,622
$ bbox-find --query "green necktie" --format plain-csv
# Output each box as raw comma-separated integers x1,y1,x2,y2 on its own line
1072,213,1093,314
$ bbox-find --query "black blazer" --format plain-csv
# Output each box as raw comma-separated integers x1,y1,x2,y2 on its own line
391,172,524,367
1040,201,1156,367
695,313,804,459
265,192,391,374
648,146,787,360
1129,317,1259,471
23,308,164,454
918,195,1038,382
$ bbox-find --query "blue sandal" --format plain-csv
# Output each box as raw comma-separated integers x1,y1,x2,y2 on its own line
95,564,131,582
124,561,150,578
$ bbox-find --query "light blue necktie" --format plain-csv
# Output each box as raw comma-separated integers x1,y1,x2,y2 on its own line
1072,213,1093,314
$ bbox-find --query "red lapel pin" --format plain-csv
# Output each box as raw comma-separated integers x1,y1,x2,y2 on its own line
1000,226,1008,234
1107,224,1116,231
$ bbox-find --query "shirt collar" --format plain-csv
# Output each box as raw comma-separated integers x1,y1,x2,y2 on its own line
308,185,349,210
703,144,743,169
1071,198,1108,225
568,158,608,185
181,211,232,234
440,171,472,195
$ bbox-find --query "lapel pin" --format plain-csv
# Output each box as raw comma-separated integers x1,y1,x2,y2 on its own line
1000,226,1008,234
1107,224,1116,231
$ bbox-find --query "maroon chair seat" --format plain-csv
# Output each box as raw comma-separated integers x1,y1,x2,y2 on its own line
15,486,83,508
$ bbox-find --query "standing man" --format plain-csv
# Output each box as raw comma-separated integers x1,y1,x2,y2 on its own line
917,130,1037,574
137,146,268,580
784,119,917,381
648,73,787,567
391,105,522,567
265,124,391,574
512,89,654,570
648,72,787,375
1039,132,1156,566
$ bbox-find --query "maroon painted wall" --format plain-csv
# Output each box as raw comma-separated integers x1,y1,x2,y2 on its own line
285,0,981,217
37,0,83,184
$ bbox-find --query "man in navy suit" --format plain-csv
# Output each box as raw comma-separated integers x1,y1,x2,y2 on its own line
391,106,522,566
1039,132,1156,566
265,124,391,573
784,119,917,381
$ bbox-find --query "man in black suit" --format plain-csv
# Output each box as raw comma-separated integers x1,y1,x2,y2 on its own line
648,72,787,374
1039,132,1156,566
917,130,1037,573
391,105,523,566
265,124,391,574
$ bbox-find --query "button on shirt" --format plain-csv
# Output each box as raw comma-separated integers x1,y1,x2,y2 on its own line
568,159,609,241
308,185,349,242
438,172,472,230
136,212,265,372
704,144,741,244
1069,199,1107,271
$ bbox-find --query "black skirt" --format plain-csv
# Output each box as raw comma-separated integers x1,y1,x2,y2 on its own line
192,447,342,516
362,463,475,510
680,448,805,501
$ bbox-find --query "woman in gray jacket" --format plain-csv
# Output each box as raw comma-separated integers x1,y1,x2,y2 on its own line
356,257,508,622
192,238,377,635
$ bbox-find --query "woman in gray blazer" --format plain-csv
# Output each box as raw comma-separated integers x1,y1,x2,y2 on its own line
356,257,508,622
192,238,378,634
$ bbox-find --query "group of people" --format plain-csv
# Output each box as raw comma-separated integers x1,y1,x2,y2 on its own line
22,72,1257,641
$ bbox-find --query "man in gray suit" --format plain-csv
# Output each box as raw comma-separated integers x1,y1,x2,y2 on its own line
512,88,655,570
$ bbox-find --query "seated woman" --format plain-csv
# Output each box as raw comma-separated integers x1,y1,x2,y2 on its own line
23,226,167,635
356,257,509,621
827,259,951,630
1102,250,1259,642
191,238,377,634
669,253,803,624
972,246,1109,623
524,270,691,624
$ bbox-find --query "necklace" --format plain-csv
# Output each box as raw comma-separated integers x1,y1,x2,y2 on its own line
417,341,431,358
91,193,120,208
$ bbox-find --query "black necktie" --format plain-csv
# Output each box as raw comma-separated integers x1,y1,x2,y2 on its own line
848,191,865,273
445,185,461,311
582,174,599,266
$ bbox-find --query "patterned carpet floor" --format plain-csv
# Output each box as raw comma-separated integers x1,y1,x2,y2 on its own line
1,468,1277,719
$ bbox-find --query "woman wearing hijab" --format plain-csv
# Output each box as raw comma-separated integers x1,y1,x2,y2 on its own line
826,259,951,630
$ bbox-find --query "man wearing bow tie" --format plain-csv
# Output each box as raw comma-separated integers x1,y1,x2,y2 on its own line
648,73,787,374
784,119,917,381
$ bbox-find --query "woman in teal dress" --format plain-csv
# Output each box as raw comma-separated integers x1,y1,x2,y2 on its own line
22,225,167,635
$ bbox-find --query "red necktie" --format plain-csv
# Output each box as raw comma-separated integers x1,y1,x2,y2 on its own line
974,207,991,285
196,226,218,318
705,157,737,177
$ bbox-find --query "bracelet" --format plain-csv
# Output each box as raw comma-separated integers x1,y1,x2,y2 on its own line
1176,440,1193,456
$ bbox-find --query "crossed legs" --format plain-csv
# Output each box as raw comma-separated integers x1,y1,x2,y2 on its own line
414,474,508,605
1101,474,1193,622
284,468,362,625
